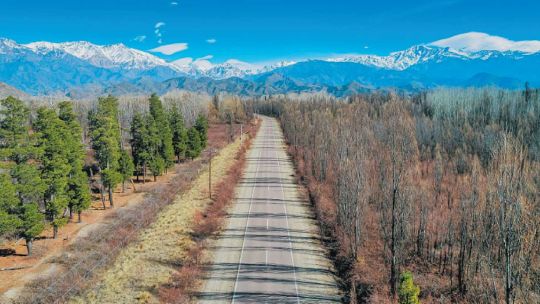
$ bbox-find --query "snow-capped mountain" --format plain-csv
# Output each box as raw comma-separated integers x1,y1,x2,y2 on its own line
171,58,296,79
25,41,173,70
325,44,535,70
1,33,539,97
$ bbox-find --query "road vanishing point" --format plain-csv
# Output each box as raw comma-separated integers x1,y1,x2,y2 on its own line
198,116,342,303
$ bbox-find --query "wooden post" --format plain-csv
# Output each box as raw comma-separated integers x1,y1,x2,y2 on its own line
209,150,212,199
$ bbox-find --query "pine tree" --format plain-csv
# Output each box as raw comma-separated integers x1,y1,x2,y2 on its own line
187,127,202,159
149,94,174,169
146,115,165,181
0,96,29,148
118,149,134,192
194,113,209,148
398,271,420,304
89,96,122,207
0,174,21,237
169,105,188,162
19,203,44,256
34,107,71,239
0,96,35,164
58,101,91,221
130,112,151,182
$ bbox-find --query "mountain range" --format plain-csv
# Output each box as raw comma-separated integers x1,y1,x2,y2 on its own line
0,33,538,98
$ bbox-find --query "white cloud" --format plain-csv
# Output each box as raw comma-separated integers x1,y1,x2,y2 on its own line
154,22,166,44
206,38,217,44
363,46,369,49
431,32,540,53
149,43,188,55
170,1,178,6
197,55,214,60
133,35,146,42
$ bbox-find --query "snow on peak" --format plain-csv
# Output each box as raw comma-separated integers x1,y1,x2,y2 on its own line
25,41,170,69
430,32,540,54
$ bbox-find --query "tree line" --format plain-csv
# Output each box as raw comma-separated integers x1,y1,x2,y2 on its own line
252,87,539,303
0,94,208,255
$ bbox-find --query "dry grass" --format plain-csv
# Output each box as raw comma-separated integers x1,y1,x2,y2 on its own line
71,137,246,304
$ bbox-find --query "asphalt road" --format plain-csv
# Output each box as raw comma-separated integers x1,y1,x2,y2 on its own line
198,116,341,304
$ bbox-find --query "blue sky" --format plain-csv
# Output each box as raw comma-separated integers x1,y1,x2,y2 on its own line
2,0,540,63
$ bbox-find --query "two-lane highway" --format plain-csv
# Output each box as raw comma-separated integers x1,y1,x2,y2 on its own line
198,116,341,303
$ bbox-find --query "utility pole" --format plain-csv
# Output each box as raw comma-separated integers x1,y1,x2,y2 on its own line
208,148,216,199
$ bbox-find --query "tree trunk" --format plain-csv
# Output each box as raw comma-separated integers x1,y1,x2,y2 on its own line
26,238,33,256
122,180,125,193
53,225,58,239
108,186,114,208
143,164,147,184
390,186,397,298
78,211,82,223
101,185,106,209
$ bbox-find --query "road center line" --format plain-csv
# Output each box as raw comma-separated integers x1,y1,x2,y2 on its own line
273,121,301,303
231,140,262,304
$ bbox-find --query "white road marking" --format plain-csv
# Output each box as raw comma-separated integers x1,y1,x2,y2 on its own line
273,121,301,304
231,147,262,304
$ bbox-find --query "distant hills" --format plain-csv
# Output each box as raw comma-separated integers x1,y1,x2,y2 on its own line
0,34,538,98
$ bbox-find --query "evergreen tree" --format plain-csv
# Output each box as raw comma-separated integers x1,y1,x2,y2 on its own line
398,271,420,304
130,112,151,182
34,107,71,239
58,101,91,221
149,94,174,169
0,96,35,163
89,96,121,207
10,163,46,205
118,149,134,192
194,113,209,147
146,115,164,181
187,127,202,159
19,203,44,256
0,174,21,237
169,105,188,162
0,96,29,149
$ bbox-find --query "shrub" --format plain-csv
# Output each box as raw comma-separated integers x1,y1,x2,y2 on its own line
398,271,420,304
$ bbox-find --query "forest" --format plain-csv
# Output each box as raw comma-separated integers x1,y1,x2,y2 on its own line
0,92,210,256
252,87,540,303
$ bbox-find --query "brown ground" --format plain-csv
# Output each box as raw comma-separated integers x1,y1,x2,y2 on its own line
0,122,246,298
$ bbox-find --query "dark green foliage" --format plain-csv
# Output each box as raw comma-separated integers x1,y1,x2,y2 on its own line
89,96,122,206
0,96,30,148
169,105,188,162
149,94,175,168
0,174,21,236
19,203,44,255
194,113,209,147
398,271,420,304
10,163,46,204
34,107,71,236
187,127,202,159
130,112,151,179
119,149,134,191
148,155,165,181
58,101,91,220
88,96,121,169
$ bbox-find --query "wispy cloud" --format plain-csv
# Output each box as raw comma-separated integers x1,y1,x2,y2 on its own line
149,43,188,55
431,32,540,53
133,35,147,42
197,55,214,60
154,22,166,44
206,38,217,44
170,1,178,6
